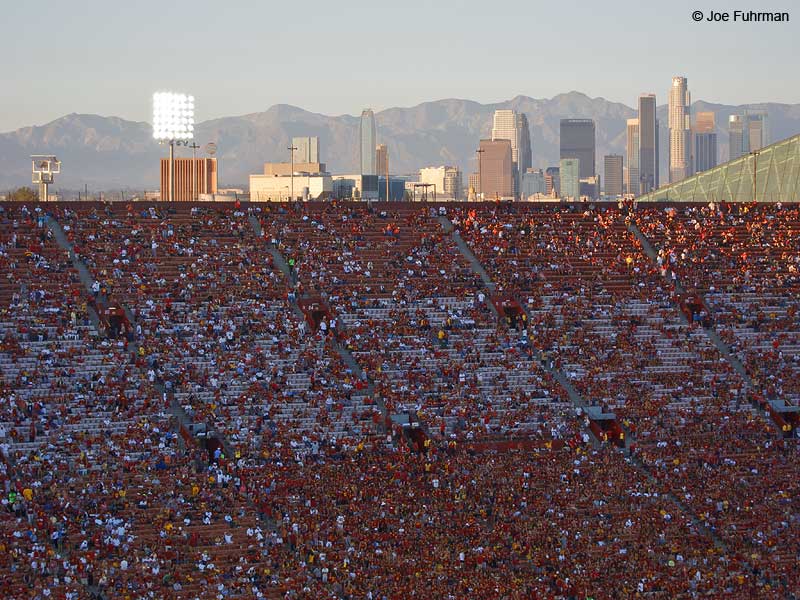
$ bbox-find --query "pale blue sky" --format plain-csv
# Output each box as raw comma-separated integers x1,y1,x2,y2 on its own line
1,0,797,131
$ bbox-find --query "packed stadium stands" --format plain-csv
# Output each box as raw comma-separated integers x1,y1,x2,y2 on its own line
0,200,798,599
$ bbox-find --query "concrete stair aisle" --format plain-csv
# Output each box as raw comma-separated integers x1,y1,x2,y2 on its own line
436,213,595,417
247,209,387,433
437,215,498,318
45,214,103,332
626,220,758,394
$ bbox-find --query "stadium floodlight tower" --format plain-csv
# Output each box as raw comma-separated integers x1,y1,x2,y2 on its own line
152,91,195,201
31,155,61,202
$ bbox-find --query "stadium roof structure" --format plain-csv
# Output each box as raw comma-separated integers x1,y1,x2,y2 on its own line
638,133,800,203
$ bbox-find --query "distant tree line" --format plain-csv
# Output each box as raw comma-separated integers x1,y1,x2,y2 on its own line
5,187,38,202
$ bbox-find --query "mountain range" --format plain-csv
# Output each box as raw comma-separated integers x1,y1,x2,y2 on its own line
2,92,800,190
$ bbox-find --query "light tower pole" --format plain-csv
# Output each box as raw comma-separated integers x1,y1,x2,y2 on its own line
189,142,200,200
288,145,298,202
153,92,195,202
750,150,760,202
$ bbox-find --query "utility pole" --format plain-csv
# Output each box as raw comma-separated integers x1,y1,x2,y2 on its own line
476,148,485,201
189,142,200,201
288,145,298,202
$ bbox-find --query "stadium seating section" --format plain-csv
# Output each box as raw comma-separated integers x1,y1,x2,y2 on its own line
0,200,798,599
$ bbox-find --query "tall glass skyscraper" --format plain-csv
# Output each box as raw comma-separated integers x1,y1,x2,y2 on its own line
559,158,580,200
559,119,595,179
638,94,659,194
360,109,376,175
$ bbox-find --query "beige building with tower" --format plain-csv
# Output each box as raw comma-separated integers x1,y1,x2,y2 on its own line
250,161,331,201
160,158,217,201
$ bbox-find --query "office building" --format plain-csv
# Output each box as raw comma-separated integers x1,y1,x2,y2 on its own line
375,144,388,176
559,158,580,200
468,173,480,199
604,155,623,196
693,112,717,173
747,112,769,152
580,177,599,199
491,109,532,197
626,119,640,196
478,139,514,199
377,176,405,201
560,119,595,180
729,111,770,160
729,115,745,161
332,174,379,200
521,168,546,198
695,111,715,133
668,76,692,182
360,109,376,175
638,94,659,193
544,167,560,197
292,136,319,164
694,132,718,173
160,158,217,201
419,166,462,200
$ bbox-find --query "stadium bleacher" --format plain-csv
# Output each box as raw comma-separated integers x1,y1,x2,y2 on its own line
0,200,798,599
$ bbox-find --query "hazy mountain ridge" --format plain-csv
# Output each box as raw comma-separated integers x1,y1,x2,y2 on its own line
1,92,799,189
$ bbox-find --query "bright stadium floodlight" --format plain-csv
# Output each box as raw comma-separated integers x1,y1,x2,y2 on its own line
153,91,195,201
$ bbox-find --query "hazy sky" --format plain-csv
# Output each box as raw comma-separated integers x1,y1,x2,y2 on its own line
2,0,797,131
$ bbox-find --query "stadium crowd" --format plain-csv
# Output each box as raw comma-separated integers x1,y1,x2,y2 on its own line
0,200,797,599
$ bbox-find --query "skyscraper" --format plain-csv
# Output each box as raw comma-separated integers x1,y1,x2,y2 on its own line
729,111,770,160
560,119,595,179
491,110,532,197
695,111,715,133
625,119,640,196
668,76,692,183
478,139,513,199
747,112,769,152
544,167,560,197
292,137,319,164
693,112,717,173
521,168,546,198
375,144,388,176
360,109,376,175
729,115,745,161
604,155,623,197
559,158,580,200
638,94,658,194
